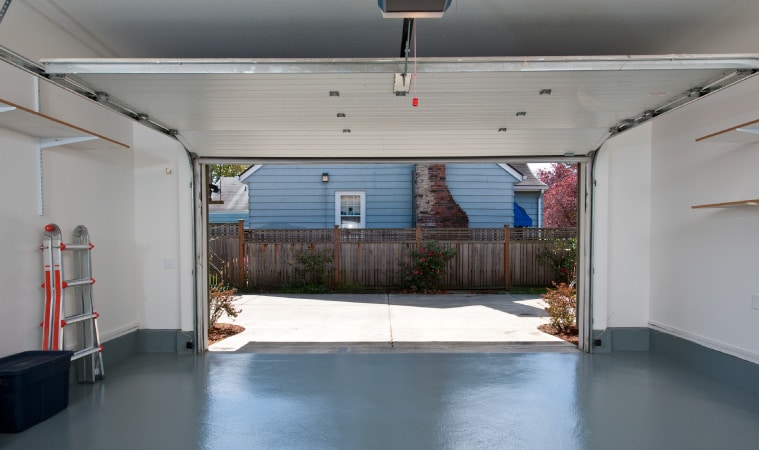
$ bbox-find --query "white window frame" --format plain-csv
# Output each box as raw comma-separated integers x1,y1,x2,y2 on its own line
335,191,366,229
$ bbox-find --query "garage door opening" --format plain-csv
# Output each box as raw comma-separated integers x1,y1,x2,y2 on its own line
196,160,591,353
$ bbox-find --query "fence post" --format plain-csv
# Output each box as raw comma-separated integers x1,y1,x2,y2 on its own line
416,225,422,249
333,225,340,286
237,219,245,287
504,225,510,290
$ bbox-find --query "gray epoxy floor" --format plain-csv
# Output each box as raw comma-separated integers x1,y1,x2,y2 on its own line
3,352,759,450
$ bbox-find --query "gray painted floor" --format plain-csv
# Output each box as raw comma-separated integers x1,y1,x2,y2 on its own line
2,352,759,450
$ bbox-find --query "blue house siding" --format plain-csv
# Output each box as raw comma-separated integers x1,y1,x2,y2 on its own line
514,191,542,227
243,164,414,229
209,212,248,227
446,164,518,227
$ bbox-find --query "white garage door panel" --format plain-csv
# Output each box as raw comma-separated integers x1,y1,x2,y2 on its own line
42,56,759,159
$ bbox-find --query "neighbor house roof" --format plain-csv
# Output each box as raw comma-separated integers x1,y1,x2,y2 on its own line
209,177,249,212
509,163,548,191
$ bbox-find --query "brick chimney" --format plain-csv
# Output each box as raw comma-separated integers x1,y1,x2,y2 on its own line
415,164,469,227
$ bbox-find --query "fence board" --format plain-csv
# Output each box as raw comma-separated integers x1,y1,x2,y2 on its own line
208,226,574,289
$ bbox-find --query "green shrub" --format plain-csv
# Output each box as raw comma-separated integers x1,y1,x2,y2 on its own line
209,283,241,327
542,282,576,333
403,241,457,293
291,246,333,290
537,237,577,285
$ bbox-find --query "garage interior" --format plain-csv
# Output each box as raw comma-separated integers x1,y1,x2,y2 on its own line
1,1,759,448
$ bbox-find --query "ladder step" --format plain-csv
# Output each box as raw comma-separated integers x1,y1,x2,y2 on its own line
63,312,99,326
59,243,94,251
71,346,102,361
62,278,95,288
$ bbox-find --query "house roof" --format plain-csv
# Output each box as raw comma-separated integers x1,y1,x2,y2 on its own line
209,177,249,212
509,164,547,191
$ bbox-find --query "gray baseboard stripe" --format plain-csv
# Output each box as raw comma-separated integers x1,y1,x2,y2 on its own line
650,329,759,394
101,330,139,368
100,329,195,362
138,329,183,353
592,327,650,353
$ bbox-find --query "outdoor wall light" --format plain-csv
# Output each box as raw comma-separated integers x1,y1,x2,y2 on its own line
322,173,329,182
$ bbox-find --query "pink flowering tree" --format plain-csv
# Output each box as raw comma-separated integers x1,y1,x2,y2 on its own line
404,241,457,293
536,163,578,228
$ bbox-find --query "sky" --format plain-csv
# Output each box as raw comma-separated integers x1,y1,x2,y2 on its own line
528,163,552,174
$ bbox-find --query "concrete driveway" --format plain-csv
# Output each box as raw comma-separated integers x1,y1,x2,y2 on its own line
209,292,576,352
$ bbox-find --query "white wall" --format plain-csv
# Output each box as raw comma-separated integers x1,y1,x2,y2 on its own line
593,76,759,364
649,75,759,363
0,63,138,356
0,61,195,358
592,122,652,330
132,126,194,332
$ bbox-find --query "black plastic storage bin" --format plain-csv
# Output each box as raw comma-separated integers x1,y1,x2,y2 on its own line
0,350,73,433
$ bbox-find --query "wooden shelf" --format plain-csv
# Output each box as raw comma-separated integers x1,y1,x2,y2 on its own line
692,199,759,209
695,118,759,144
0,99,129,150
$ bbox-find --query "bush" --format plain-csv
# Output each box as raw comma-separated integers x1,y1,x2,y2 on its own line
542,282,576,333
209,283,241,327
290,246,333,292
537,237,577,285
403,241,457,293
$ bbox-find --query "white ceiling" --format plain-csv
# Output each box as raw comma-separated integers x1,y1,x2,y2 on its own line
5,1,759,159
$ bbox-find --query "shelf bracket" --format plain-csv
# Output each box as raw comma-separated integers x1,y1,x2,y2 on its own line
36,144,44,215
36,136,97,215
40,136,98,149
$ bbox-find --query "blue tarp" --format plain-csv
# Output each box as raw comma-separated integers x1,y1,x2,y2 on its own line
514,202,533,227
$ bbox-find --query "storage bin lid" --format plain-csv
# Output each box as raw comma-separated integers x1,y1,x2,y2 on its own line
0,351,72,376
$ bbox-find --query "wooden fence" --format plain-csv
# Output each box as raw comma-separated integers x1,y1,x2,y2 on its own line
208,221,576,290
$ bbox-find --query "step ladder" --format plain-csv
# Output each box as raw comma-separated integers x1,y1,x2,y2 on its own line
41,223,104,383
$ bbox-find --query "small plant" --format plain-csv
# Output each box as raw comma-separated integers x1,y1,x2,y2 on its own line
403,241,457,293
209,283,241,327
537,237,577,285
542,282,576,333
291,246,333,291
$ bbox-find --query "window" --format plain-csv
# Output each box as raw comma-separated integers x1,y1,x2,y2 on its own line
335,192,366,228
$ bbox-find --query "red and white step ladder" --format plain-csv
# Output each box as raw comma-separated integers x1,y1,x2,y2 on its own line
41,223,104,383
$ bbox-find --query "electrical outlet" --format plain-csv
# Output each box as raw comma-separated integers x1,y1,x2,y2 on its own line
752,294,759,310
